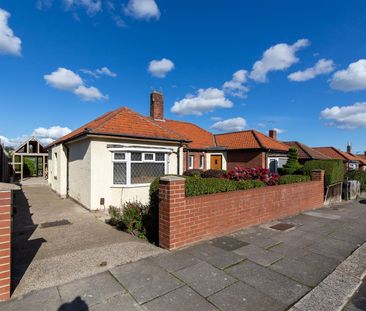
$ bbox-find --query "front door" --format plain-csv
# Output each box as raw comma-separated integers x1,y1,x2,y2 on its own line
210,155,222,170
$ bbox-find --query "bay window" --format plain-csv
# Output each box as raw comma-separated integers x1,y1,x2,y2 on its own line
112,150,168,186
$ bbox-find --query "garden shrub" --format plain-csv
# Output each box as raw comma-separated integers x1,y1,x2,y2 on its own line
202,169,226,178
108,202,150,240
278,175,310,185
185,177,264,197
278,147,303,175
303,159,344,187
225,167,279,185
346,170,366,191
183,169,203,177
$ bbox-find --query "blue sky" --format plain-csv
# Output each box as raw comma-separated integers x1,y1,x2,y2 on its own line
1,0,366,153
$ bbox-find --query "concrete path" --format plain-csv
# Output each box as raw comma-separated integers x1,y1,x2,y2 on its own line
344,278,366,310
10,185,164,297
2,198,366,310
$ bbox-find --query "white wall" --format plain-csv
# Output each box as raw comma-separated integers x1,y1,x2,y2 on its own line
68,139,91,208
48,144,67,197
205,151,227,170
89,138,180,210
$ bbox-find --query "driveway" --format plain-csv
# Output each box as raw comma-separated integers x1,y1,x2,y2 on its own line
3,198,366,310
11,184,164,297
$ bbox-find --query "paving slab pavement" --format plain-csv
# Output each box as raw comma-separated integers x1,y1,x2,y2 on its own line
2,198,366,310
11,185,164,297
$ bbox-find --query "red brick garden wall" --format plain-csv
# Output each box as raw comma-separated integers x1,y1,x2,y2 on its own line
0,190,11,301
159,170,324,250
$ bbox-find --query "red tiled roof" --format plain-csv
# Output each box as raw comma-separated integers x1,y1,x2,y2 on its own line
214,130,289,151
51,107,188,146
284,141,330,160
313,147,361,162
162,120,216,149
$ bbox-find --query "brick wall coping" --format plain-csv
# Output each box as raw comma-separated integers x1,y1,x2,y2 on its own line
160,176,185,183
0,183,20,191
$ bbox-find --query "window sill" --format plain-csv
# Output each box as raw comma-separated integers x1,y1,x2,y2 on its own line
111,183,150,189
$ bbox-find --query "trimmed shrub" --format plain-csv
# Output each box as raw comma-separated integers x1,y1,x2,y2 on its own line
183,169,203,177
225,166,279,186
278,147,303,175
303,159,344,187
278,175,310,185
202,169,226,178
108,202,149,240
346,170,366,191
185,177,264,197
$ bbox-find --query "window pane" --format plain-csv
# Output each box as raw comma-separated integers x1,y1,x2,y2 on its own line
156,153,165,161
144,153,154,160
131,163,165,184
131,152,142,161
113,162,127,184
114,152,125,160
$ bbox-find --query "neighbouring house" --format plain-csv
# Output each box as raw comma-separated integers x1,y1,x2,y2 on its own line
215,129,289,173
283,141,330,165
313,146,361,171
356,152,366,171
162,119,227,171
48,91,289,210
11,137,48,181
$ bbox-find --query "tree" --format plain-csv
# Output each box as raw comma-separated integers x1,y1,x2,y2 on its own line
279,147,303,175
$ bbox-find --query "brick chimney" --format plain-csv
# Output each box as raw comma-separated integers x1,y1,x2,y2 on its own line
269,129,277,140
150,91,164,120
347,141,352,153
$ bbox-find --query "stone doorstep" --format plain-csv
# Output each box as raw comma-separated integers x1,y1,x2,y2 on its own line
289,242,366,311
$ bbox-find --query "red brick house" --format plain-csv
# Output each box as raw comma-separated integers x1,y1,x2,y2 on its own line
313,146,362,171
284,141,329,165
215,129,289,172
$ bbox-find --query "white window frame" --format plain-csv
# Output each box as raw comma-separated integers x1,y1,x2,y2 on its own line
199,155,204,169
111,148,171,188
188,155,194,169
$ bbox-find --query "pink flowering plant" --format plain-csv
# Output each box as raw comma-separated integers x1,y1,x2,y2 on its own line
224,166,279,186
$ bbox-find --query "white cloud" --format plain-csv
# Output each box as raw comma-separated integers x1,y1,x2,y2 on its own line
148,58,175,78
249,39,310,82
63,0,102,16
211,117,247,132
81,66,117,78
223,69,250,98
44,67,107,101
288,59,335,82
0,8,22,56
1,125,71,148
330,59,366,91
32,126,71,140
74,85,107,101
124,0,160,20
36,0,53,10
44,67,83,90
171,88,233,116
96,66,117,77
273,127,285,134
210,116,222,121
320,102,366,129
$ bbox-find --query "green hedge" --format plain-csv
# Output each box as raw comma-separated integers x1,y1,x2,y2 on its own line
185,177,264,197
346,170,366,191
303,159,344,187
278,175,310,185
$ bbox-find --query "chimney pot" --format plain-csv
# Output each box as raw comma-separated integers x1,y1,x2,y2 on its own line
269,129,277,140
347,142,352,153
150,91,164,120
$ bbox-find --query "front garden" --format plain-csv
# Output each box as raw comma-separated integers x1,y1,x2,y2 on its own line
108,146,365,244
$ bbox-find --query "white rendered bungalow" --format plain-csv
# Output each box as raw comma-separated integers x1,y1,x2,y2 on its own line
48,92,189,210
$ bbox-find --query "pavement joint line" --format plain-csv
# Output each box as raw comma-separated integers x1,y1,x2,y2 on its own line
288,242,366,311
